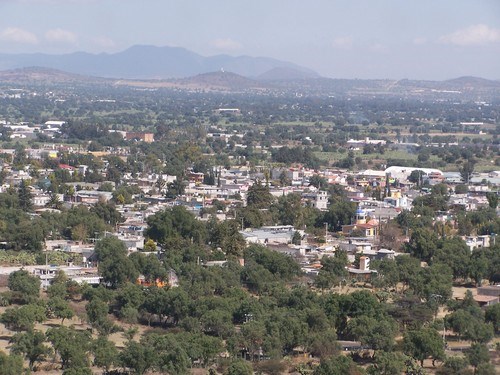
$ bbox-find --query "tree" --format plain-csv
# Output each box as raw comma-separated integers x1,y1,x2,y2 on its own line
62,367,93,375
90,201,124,227
309,174,327,190
455,184,469,194
315,251,348,289
10,329,52,370
165,178,186,199
410,263,453,303
18,179,33,212
313,355,363,375
47,297,74,324
485,303,500,333
1,304,47,331
0,351,24,375
46,326,92,370
141,334,190,375
486,192,498,209
46,191,63,209
208,219,246,257
94,236,138,288
433,237,470,280
247,180,274,209
347,315,398,352
119,340,157,375
308,329,339,359
143,239,157,252
129,252,167,284
446,308,494,343
436,356,470,375
85,298,115,335
368,351,409,375
322,199,356,231
460,160,475,183
92,335,118,373
405,228,439,263
273,193,304,227
292,231,302,245
468,248,490,286
466,343,490,374
225,359,253,375
8,269,40,304
146,205,207,245
403,328,445,367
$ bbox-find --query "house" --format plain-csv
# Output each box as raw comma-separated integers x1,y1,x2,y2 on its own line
347,256,377,280
302,190,328,210
474,285,500,307
463,235,491,251
33,265,101,289
342,209,378,238
125,132,154,143
240,225,301,245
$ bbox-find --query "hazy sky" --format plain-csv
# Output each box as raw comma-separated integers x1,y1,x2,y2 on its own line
0,0,499,80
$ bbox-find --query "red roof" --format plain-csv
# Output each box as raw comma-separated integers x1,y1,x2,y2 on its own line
58,164,75,170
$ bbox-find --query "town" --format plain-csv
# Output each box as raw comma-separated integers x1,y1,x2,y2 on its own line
0,78,499,375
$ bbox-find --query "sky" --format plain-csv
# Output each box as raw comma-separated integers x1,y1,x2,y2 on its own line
0,0,499,80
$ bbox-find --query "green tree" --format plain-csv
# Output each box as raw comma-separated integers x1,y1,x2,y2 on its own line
119,340,158,375
90,201,124,227
1,303,46,331
486,192,498,209
0,350,24,375
309,174,328,189
7,269,40,304
313,355,363,375
368,351,409,375
208,219,246,257
94,236,138,288
466,343,490,374
446,308,494,343
322,199,356,231
46,326,92,370
92,335,118,373
225,359,253,375
436,356,470,375
85,298,115,335
10,329,52,370
347,315,398,352
146,205,207,245
129,252,167,283
17,179,33,212
405,228,439,263
433,237,470,280
47,297,74,324
165,178,186,199
403,328,445,367
315,250,348,289
485,303,500,333
460,160,475,183
246,180,274,209
141,333,191,375
273,193,304,227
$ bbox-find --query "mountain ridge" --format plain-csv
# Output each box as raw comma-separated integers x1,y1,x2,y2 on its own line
0,45,318,80
0,67,499,99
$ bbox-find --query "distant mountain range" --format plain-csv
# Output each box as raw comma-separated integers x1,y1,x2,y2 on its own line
0,45,319,80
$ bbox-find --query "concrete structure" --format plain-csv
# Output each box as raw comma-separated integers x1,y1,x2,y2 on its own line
240,225,300,245
33,265,101,289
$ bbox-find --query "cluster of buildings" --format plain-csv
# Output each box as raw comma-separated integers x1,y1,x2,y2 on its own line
0,134,499,290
